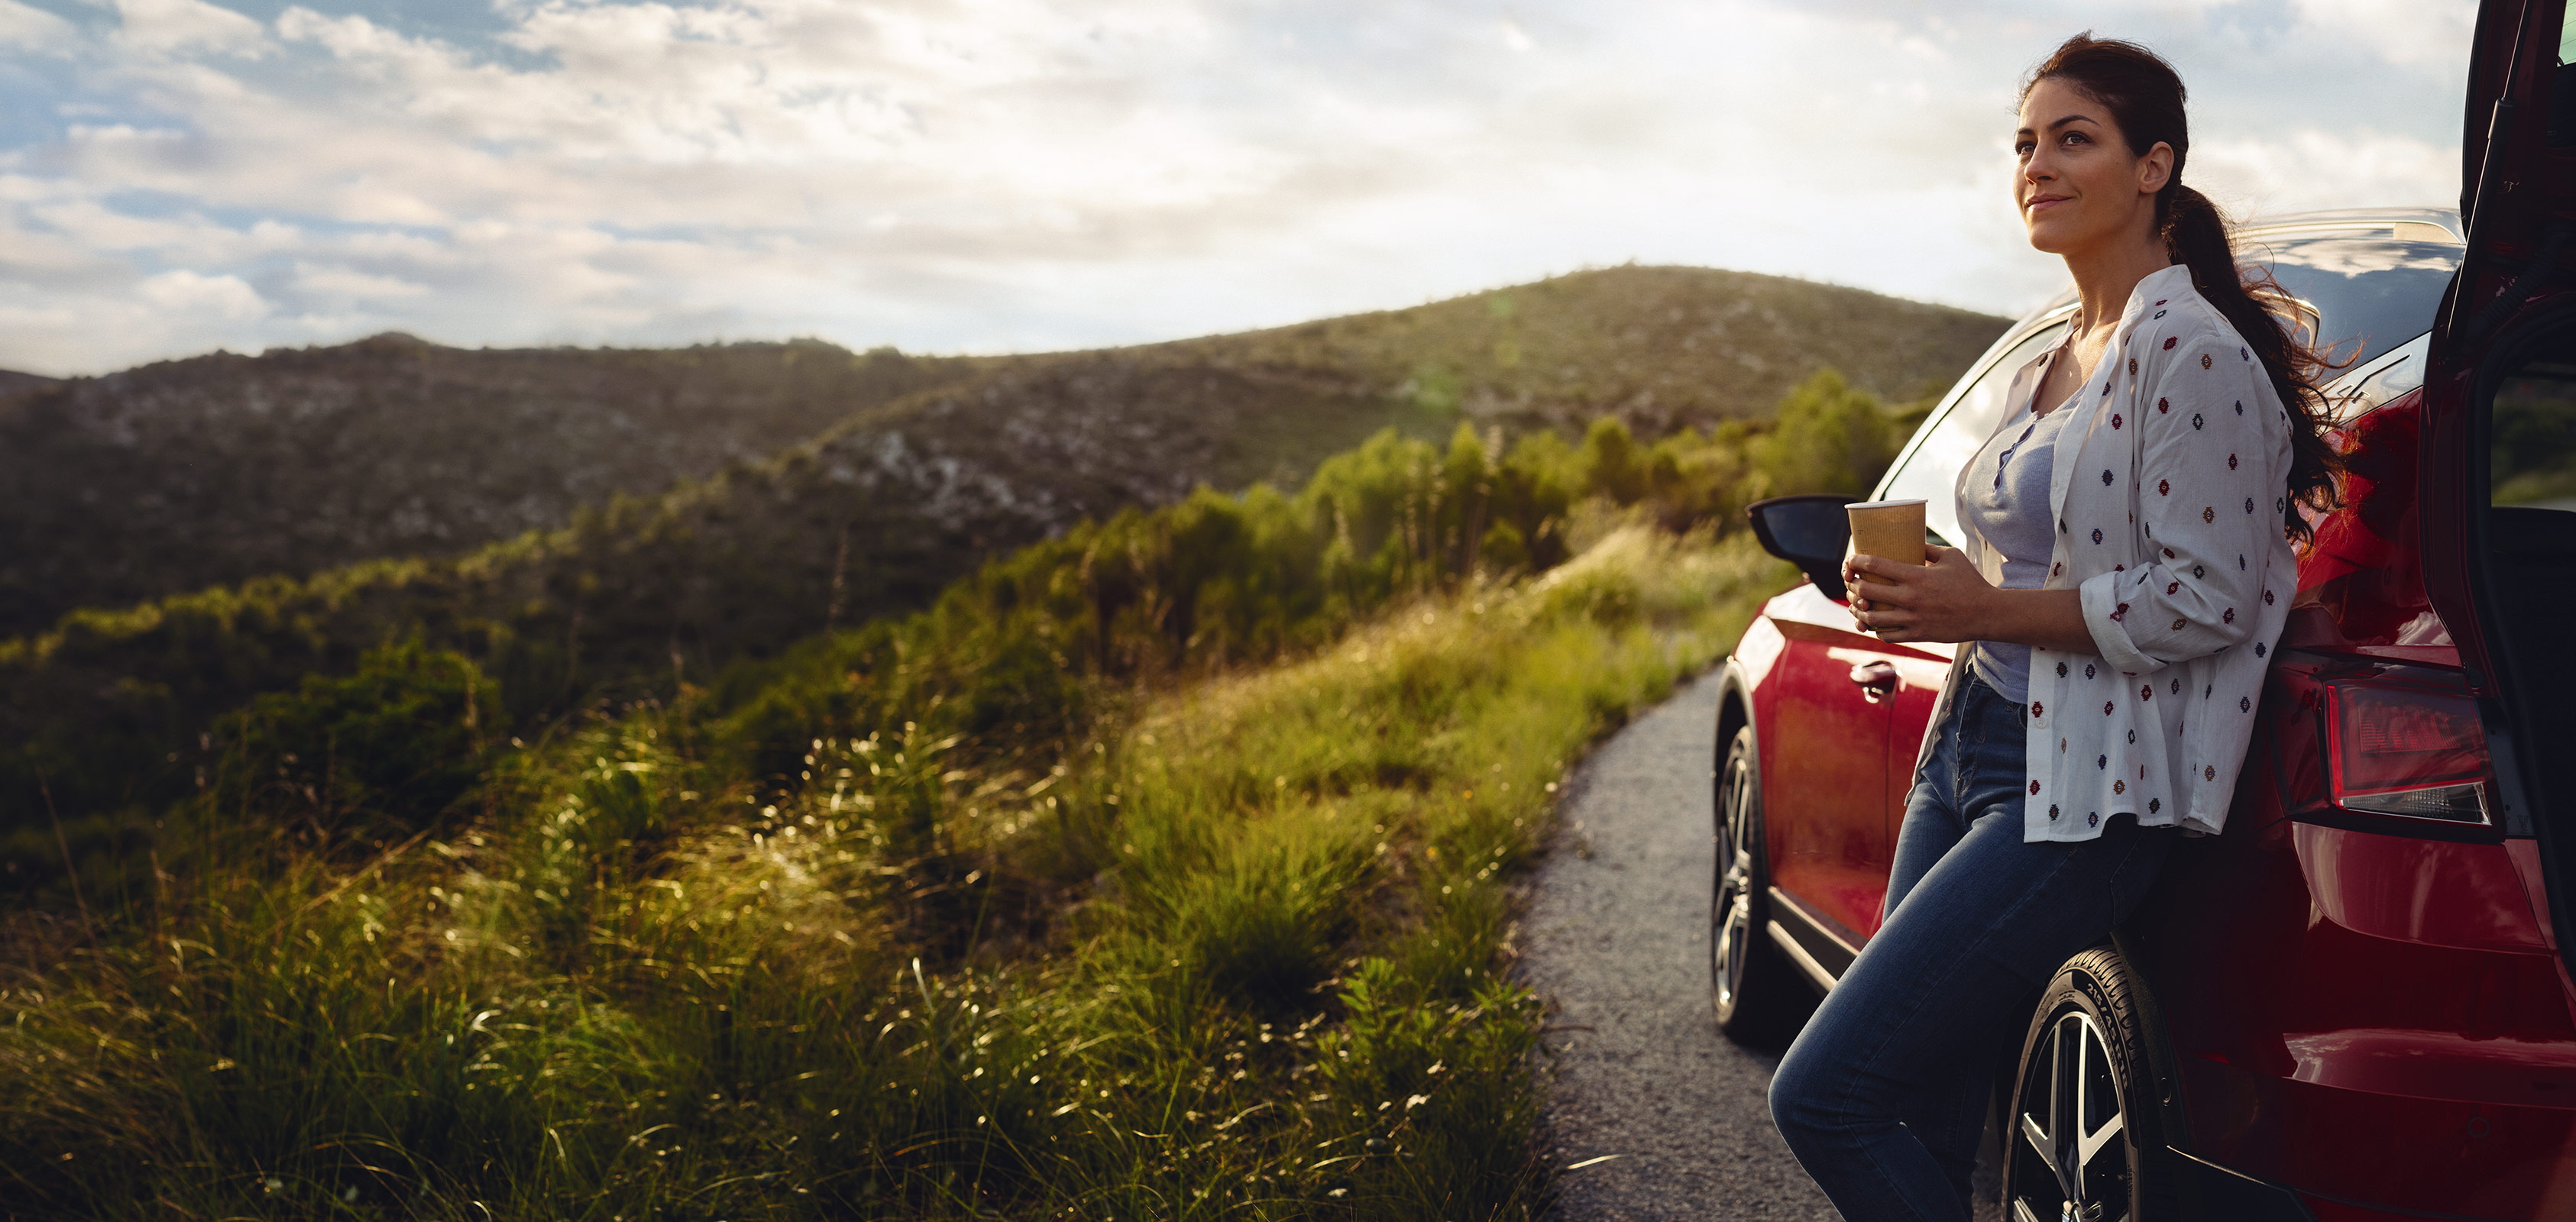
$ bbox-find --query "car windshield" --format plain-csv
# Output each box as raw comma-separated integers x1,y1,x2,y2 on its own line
1878,322,2069,548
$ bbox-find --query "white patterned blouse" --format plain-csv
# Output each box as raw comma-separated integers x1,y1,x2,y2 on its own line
1911,262,2297,843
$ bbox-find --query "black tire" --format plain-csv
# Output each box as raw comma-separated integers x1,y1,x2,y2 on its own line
1711,723,1805,1043
2001,945,2179,1222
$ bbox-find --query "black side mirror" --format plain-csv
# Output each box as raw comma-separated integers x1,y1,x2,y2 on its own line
1747,494,1857,601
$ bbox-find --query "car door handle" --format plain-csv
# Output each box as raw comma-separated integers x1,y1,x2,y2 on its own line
1849,661,1898,703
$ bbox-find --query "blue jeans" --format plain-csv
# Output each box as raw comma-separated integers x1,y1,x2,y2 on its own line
1767,671,2173,1222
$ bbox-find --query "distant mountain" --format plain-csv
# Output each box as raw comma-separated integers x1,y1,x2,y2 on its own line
0,335,982,638
1144,263,2002,436
0,266,2005,641
3,267,2005,834
0,369,55,397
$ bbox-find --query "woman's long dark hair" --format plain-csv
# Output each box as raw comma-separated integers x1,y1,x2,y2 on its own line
2024,34,2341,541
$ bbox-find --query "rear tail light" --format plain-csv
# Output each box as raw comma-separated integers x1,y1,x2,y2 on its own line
2323,671,2493,825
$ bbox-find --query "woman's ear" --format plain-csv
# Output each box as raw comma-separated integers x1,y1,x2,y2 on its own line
2136,141,2175,196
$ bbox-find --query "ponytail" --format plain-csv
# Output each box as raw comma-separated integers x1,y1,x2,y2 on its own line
2027,35,2343,543
2159,183,2344,541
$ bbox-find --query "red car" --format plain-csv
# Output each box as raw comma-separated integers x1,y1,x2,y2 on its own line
1718,8,2576,1219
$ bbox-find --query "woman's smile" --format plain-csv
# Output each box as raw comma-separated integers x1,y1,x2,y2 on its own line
2011,77,2170,258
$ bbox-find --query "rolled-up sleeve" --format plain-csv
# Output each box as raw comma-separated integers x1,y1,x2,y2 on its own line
2078,328,2280,674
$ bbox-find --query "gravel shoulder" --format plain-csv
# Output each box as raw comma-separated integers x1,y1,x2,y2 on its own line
1519,671,1837,1220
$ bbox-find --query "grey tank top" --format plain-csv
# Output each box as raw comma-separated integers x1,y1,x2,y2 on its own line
1960,378,2077,704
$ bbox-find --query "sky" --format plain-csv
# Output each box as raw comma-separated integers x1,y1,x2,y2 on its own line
0,0,2476,376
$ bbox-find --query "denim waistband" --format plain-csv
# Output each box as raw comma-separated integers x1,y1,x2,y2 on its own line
1956,668,2027,728
1945,668,2028,813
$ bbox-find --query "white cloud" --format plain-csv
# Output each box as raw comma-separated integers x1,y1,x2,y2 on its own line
2288,0,2479,71
2193,128,2460,221
0,0,76,51
291,261,431,301
0,0,2481,374
112,0,271,58
138,268,266,318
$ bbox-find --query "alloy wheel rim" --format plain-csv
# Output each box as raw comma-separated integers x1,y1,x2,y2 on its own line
1712,752,1755,1013
2009,1009,2129,1222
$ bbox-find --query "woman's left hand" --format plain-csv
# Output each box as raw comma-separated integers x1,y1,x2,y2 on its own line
1844,546,1998,644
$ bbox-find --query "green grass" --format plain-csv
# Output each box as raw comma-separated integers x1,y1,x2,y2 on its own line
0,526,1785,1220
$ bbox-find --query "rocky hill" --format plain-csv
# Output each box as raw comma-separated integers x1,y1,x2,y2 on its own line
3,266,2005,837
0,267,2004,640
0,335,984,638
1144,263,2002,435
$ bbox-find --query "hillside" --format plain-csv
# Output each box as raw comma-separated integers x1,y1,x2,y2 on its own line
0,267,2021,1220
2,362,1908,851
3,390,1827,1219
0,267,2005,638
1147,263,2005,435
0,336,985,638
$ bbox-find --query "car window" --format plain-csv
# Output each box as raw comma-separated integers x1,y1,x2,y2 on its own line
2490,362,2576,514
1875,322,2068,548
2325,331,2432,424
2477,348,2576,777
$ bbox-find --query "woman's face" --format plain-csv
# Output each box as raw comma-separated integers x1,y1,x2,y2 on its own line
2015,77,2170,257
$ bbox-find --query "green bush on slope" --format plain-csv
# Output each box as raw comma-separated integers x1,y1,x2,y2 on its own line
202,639,503,845
0,367,1902,878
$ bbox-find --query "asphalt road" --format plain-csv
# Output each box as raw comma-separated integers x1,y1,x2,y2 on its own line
1519,671,1837,1220
1519,671,2011,1221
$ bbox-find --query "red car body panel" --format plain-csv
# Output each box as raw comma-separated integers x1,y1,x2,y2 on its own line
2139,352,2576,1214
1758,602,1894,944
1879,651,1948,839
1741,583,1958,947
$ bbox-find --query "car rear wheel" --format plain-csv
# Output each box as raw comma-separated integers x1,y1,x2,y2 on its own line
1711,723,1804,1043
2002,945,2177,1222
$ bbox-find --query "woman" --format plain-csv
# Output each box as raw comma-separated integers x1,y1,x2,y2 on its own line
1764,34,2341,1220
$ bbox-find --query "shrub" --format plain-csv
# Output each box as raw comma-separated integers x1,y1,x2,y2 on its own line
203,639,500,845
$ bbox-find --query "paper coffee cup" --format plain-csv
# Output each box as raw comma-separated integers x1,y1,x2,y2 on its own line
1845,499,1927,587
